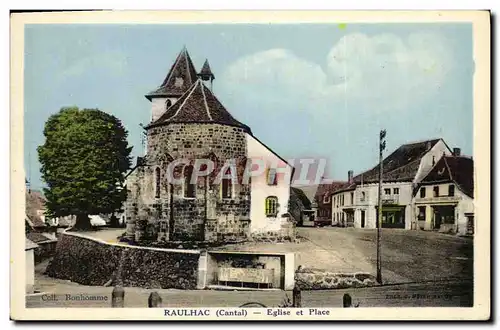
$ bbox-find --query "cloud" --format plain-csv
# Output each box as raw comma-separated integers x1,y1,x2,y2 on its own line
58,51,128,80
221,32,455,115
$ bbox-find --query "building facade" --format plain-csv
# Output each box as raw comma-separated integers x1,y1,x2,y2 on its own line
314,180,348,226
331,139,453,229
124,48,292,243
413,152,474,236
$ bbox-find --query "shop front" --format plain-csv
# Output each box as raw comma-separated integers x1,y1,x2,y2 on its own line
431,204,456,233
414,201,459,233
376,205,406,229
343,208,355,228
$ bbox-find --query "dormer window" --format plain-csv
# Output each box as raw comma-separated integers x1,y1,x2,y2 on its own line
323,194,331,204
174,77,184,87
166,99,172,108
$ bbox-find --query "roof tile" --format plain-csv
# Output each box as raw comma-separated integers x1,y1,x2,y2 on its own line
419,156,474,198
148,79,251,132
353,139,442,183
146,47,199,99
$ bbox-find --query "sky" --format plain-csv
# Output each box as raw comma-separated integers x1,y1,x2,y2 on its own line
24,23,473,190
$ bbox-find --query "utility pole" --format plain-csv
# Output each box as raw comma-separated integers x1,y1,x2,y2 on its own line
377,129,387,284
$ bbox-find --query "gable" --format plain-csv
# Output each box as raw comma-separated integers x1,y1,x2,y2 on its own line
416,156,474,198
353,138,443,183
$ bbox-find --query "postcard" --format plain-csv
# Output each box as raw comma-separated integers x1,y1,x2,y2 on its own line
10,10,490,321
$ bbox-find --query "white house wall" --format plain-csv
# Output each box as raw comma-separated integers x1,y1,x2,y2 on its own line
25,249,35,293
246,133,292,233
414,140,452,184
413,182,474,235
151,97,179,122
332,182,414,229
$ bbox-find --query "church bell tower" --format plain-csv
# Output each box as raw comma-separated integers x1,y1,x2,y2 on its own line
197,59,215,91
145,47,198,122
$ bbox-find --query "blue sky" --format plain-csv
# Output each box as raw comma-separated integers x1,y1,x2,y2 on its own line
24,23,473,189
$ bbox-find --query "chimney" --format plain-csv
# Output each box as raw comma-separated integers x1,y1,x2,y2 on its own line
348,170,354,184
453,148,461,157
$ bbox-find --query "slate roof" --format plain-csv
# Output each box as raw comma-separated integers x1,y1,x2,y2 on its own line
145,47,199,100
314,181,350,206
417,156,474,198
26,190,46,227
329,182,357,196
292,185,319,203
290,187,312,210
26,232,56,244
353,138,443,183
198,59,215,79
147,79,252,133
25,238,39,250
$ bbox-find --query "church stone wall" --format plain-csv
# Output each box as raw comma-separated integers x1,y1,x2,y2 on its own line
147,123,247,160
126,123,252,243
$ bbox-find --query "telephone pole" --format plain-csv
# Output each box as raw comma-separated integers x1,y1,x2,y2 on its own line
377,129,387,284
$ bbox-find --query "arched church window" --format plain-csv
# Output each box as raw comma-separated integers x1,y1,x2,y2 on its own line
184,165,196,198
166,99,172,109
265,196,279,217
221,167,233,199
155,167,161,198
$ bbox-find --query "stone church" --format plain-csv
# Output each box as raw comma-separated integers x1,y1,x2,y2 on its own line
124,47,293,243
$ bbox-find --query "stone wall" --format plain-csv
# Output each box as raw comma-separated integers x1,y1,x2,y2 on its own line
126,123,252,243
295,268,376,290
46,232,200,289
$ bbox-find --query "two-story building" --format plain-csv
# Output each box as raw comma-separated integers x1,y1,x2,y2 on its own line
314,181,348,226
413,150,474,236
332,138,453,229
331,171,356,227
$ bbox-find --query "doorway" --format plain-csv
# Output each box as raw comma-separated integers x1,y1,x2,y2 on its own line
360,210,365,228
466,214,474,235
432,205,455,231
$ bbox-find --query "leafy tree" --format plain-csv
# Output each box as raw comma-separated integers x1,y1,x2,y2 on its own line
38,107,132,229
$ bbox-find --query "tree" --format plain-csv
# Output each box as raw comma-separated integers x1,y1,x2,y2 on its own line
38,107,132,229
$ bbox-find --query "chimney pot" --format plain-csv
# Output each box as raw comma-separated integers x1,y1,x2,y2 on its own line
348,170,354,183
453,148,461,157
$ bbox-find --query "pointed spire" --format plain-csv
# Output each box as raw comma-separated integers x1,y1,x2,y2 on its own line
145,47,198,101
198,59,215,81
147,78,251,133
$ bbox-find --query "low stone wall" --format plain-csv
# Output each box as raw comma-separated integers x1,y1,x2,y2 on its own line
295,268,376,290
46,232,200,289
34,241,58,264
